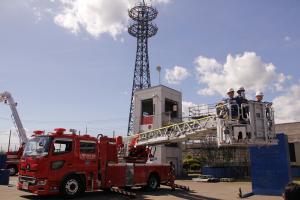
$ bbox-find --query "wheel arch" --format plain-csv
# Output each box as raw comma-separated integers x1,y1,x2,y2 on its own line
6,164,18,175
60,172,86,198
148,171,161,184
61,172,86,189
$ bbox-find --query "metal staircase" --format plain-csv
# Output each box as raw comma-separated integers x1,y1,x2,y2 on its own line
137,116,217,146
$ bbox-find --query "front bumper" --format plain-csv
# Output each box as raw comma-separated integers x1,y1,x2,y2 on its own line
17,176,59,196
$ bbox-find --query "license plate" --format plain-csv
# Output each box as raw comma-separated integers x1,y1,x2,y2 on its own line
22,182,29,190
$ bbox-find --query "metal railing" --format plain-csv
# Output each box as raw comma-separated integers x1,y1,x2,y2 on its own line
188,104,216,119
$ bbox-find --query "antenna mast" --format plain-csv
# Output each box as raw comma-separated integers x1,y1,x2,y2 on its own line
127,1,158,136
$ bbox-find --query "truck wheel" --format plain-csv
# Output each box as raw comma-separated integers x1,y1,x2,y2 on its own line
7,165,18,176
61,175,83,198
146,174,159,191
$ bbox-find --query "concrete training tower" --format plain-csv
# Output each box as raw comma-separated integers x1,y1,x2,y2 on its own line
127,0,158,136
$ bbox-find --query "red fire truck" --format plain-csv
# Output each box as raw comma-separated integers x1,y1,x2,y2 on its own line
17,128,183,198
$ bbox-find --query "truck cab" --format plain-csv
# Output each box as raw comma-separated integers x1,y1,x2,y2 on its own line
18,128,95,196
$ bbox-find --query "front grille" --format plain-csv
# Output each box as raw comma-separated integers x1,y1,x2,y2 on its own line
19,176,36,185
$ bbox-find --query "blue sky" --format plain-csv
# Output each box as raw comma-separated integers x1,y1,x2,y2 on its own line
0,0,300,148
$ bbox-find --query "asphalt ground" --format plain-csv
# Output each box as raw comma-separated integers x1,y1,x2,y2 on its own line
0,176,282,200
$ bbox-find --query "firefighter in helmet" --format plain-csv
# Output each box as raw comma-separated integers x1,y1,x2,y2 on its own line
236,87,249,122
255,91,264,102
224,88,236,103
236,86,248,105
217,88,237,119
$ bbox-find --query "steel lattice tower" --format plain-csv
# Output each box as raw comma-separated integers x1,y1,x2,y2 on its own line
127,1,158,136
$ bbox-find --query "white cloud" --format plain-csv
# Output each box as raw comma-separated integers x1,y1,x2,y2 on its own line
198,88,215,96
32,0,170,39
195,52,288,96
182,101,197,117
273,83,300,124
153,0,172,3
165,66,189,84
53,0,131,39
32,7,42,22
284,36,291,41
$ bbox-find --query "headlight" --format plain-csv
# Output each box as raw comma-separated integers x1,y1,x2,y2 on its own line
51,160,65,170
37,180,47,186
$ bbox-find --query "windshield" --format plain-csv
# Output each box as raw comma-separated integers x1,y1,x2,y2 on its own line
24,136,51,157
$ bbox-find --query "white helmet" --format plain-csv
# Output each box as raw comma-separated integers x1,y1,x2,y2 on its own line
256,91,264,96
237,86,245,92
227,88,234,93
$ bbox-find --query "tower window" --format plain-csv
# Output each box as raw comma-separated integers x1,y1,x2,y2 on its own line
141,99,154,116
165,99,178,118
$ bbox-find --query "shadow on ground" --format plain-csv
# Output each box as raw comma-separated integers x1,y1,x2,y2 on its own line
20,187,221,200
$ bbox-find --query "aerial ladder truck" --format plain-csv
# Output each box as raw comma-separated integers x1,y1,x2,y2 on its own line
0,91,28,175
17,128,188,198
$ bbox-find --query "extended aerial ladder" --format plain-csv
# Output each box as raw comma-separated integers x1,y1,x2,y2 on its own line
136,116,217,146
134,100,277,147
0,91,28,175
0,91,27,145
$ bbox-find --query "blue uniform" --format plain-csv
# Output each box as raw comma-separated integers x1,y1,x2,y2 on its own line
222,97,237,104
222,97,239,119
236,95,249,121
236,95,248,106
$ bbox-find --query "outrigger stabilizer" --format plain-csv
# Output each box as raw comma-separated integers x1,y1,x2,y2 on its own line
110,187,136,198
163,162,190,191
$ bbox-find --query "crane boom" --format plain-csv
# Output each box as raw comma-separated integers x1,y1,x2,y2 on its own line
0,91,28,145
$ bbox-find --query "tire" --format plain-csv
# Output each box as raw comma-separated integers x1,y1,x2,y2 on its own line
7,165,18,176
146,174,159,191
60,175,84,199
